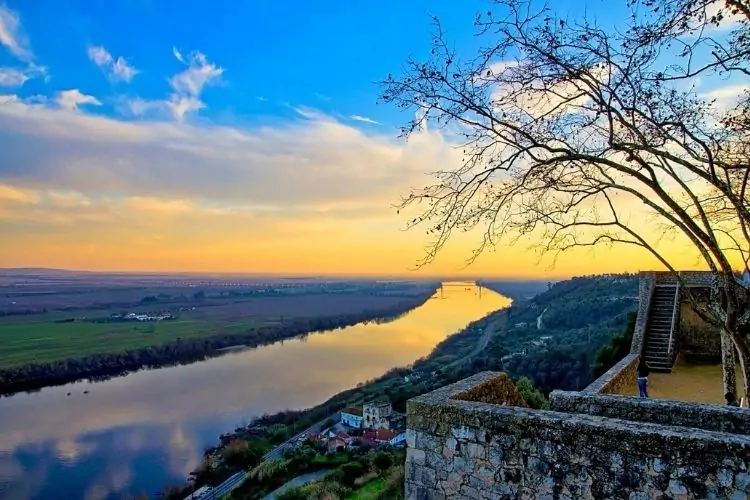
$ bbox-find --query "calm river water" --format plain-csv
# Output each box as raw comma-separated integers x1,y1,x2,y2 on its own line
0,283,509,500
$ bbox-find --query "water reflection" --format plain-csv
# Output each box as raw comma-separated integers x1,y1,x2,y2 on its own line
0,284,509,499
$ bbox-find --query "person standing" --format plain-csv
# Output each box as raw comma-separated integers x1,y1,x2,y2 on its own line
637,359,650,398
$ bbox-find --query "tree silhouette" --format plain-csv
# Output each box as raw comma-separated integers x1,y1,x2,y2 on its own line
381,0,750,396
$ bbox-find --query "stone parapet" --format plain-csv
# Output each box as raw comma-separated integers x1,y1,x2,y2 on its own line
406,371,750,500
550,390,750,435
581,353,639,395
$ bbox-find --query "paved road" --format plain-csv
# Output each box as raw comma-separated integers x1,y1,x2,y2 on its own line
263,412,340,461
184,470,248,500
262,469,333,499
443,314,504,371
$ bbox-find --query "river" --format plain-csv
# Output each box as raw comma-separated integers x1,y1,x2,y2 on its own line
0,283,509,500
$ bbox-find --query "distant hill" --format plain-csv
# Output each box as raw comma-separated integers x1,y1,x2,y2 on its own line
477,280,551,301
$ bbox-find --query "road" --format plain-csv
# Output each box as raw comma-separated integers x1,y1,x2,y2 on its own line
262,412,340,461
262,469,334,499
443,313,505,371
184,470,248,500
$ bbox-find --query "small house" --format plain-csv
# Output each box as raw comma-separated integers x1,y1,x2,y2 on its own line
341,406,363,428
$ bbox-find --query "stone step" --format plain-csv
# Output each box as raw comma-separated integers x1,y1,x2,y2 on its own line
647,339,671,345
647,332,671,338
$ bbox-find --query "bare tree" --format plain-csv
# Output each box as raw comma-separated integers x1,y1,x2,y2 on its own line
380,0,750,396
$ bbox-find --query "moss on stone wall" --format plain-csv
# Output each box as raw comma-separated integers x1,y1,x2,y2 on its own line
451,372,528,407
406,371,750,500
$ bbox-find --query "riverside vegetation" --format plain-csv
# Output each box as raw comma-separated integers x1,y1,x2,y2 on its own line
0,277,440,395
164,274,639,499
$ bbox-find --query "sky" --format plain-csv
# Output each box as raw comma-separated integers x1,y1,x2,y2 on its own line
0,0,741,278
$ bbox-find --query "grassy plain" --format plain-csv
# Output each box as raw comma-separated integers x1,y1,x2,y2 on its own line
0,270,436,369
0,317,275,367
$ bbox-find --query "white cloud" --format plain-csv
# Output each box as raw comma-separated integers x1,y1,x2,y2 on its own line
121,94,205,120
169,49,223,97
0,63,45,88
55,89,102,111
701,83,749,111
0,3,31,61
0,66,27,86
703,1,744,32
87,45,139,83
172,46,184,63
349,115,380,125
125,48,222,120
0,96,456,212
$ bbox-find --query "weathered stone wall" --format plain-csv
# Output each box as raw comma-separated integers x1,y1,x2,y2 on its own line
550,390,750,435
680,299,721,362
678,270,715,287
406,372,750,500
582,273,653,395
630,272,654,356
583,353,639,395
653,270,715,287
452,372,527,407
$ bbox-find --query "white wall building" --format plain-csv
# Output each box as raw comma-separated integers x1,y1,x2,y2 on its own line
341,407,363,428
363,401,392,429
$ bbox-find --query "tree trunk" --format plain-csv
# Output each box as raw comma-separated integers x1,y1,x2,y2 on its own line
721,328,737,397
732,333,750,399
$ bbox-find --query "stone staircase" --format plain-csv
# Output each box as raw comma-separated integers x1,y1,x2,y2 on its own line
643,285,679,373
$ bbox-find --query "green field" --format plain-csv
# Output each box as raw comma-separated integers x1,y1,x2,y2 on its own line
348,478,387,499
0,317,270,368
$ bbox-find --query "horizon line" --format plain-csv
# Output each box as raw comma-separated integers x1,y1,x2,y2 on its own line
0,266,577,281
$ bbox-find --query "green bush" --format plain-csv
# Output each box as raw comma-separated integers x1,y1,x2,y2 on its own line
515,377,549,409
373,451,393,472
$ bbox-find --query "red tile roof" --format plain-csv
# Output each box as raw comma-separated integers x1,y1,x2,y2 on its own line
375,428,397,442
327,438,346,449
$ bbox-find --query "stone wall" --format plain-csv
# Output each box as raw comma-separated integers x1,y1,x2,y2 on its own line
582,273,653,395
582,353,639,395
679,300,721,362
406,372,750,500
652,270,715,287
550,390,750,435
630,272,654,356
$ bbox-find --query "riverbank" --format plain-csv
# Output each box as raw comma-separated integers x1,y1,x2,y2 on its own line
170,302,514,498
174,276,638,499
0,288,438,396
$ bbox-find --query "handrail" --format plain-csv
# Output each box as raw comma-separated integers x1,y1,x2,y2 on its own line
667,280,680,364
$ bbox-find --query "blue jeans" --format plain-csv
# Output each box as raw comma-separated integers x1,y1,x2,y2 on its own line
637,377,648,397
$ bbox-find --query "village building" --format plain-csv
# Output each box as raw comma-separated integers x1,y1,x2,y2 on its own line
340,406,363,428
363,400,392,429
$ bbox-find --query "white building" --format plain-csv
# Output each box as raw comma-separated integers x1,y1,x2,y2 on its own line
363,401,392,429
389,432,407,446
340,407,363,428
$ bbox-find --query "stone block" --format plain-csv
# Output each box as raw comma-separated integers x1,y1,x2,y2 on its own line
736,472,750,492
407,448,426,466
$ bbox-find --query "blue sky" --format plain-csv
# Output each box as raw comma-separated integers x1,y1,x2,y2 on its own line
1,0,628,126
2,0,491,126
0,0,743,276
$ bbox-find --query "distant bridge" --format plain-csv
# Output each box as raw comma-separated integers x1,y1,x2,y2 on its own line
440,281,477,287
438,281,482,299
